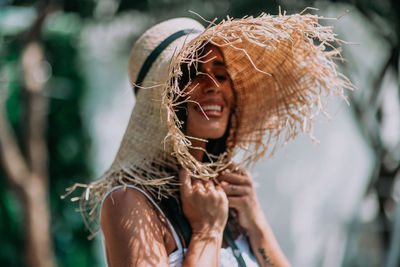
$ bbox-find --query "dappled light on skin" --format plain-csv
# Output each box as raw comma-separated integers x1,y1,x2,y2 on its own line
101,187,176,266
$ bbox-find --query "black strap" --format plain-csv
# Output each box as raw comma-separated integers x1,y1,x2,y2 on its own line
163,196,192,248
134,28,202,95
224,228,247,267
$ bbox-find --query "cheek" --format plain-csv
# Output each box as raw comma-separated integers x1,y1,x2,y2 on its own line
223,84,234,107
185,80,202,97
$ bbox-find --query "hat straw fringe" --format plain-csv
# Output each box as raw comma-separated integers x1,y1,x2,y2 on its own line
164,12,355,175
63,155,182,236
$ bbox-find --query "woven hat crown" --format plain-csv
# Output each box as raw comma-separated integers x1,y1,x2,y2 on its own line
128,18,205,88
103,18,204,205
111,18,205,171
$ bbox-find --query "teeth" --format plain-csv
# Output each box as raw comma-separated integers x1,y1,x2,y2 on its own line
202,105,222,112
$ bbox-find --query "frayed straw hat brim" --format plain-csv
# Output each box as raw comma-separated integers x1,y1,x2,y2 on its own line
165,13,352,178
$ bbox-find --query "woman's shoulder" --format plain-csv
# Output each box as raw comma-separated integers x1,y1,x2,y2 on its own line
100,186,174,266
100,186,157,225
100,186,171,248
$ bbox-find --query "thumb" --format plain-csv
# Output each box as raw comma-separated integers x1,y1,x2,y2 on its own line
179,168,192,193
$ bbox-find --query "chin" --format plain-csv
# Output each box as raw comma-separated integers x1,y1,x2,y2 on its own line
188,124,228,139
207,127,227,139
204,132,226,140
186,112,230,140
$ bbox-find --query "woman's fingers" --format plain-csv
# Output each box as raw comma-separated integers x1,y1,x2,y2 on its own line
217,169,253,197
192,179,206,193
204,180,215,191
179,174,229,234
180,172,218,195
220,181,249,196
217,170,252,185
179,169,192,195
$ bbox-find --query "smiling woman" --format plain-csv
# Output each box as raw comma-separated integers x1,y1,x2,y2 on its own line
184,45,235,161
65,13,352,267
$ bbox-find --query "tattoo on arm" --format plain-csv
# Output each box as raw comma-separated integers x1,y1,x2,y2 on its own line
258,248,274,266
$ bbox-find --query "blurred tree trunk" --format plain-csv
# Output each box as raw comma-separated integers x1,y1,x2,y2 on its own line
0,3,56,266
23,41,54,267
0,41,56,267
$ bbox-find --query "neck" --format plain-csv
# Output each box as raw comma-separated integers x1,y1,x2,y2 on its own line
189,138,207,162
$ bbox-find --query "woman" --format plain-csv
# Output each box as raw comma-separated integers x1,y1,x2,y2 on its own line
65,14,351,267
102,43,289,267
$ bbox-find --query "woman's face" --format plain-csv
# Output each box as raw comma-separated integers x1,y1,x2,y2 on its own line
185,45,234,140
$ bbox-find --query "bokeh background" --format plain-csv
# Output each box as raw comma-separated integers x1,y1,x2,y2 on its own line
0,0,399,266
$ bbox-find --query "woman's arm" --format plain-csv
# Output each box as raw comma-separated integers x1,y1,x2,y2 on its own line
217,168,291,267
179,169,229,267
101,169,229,267
101,188,171,267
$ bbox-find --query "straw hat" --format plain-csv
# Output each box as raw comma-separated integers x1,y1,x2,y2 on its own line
64,12,353,234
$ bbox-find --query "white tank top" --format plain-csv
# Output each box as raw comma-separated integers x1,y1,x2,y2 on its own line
101,185,259,267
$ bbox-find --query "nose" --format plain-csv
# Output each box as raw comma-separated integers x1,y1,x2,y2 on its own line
201,70,222,95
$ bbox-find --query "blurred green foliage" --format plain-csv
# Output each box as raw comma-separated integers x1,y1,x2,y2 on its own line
0,32,26,267
0,0,398,266
0,6,97,267
44,29,97,267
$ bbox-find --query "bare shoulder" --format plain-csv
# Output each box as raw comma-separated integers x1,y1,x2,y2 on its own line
101,186,154,220
100,187,169,267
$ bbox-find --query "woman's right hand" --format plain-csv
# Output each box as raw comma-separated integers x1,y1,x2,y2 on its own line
179,169,229,235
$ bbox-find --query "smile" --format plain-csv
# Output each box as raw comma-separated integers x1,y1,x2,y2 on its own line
201,105,222,112
192,103,225,118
